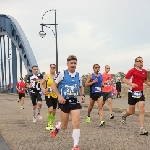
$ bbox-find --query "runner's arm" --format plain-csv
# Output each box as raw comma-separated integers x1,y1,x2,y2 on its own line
16,83,19,91
26,76,31,88
40,74,47,90
51,71,63,97
79,75,85,96
144,79,150,86
123,69,133,86
85,74,93,86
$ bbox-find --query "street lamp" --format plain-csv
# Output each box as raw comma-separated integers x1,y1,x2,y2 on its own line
39,9,58,73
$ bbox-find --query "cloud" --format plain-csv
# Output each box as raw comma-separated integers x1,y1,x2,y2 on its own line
1,0,150,78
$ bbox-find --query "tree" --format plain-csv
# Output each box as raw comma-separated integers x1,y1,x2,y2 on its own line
111,74,116,83
82,74,90,94
42,72,46,75
115,72,125,82
148,71,150,81
24,75,29,83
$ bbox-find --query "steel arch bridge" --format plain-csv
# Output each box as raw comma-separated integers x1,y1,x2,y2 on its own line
0,14,40,93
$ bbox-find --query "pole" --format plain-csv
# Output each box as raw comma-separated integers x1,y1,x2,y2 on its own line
55,10,58,73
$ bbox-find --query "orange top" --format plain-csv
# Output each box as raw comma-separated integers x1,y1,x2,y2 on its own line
102,72,112,92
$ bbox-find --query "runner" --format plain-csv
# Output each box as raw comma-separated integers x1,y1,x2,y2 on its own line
40,64,58,130
100,65,114,122
26,65,43,123
16,77,26,109
85,64,103,124
50,55,85,150
121,56,150,135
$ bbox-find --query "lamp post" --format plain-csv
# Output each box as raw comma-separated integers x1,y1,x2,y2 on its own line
39,9,58,73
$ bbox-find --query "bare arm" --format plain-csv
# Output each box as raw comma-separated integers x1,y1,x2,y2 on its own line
85,74,93,87
16,85,19,91
123,77,132,86
40,74,47,90
79,86,84,95
26,76,32,88
144,79,150,86
51,82,61,97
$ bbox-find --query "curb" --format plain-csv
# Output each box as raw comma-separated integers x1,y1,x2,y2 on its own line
0,134,10,150
81,103,150,117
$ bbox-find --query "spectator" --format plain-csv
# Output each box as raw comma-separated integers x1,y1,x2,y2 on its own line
112,84,117,99
116,79,121,98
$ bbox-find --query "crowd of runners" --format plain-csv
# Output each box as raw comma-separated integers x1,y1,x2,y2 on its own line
15,55,150,150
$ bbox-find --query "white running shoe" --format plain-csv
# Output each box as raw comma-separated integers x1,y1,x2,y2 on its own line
37,113,42,119
33,117,36,122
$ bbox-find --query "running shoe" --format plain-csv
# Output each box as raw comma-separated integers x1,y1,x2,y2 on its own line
37,113,42,119
86,116,90,123
121,111,126,124
33,117,36,123
99,121,105,127
140,128,148,136
110,114,114,119
72,145,80,150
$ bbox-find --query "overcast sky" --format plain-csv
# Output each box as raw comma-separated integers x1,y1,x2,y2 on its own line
1,0,150,77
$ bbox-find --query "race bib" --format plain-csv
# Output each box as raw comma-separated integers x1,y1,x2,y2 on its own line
105,81,111,86
132,91,142,98
95,87,101,92
68,99,79,104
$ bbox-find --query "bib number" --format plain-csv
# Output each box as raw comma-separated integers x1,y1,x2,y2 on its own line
95,87,101,92
31,81,40,90
132,91,142,98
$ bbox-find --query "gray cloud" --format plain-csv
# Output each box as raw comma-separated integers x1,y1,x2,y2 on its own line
1,0,150,77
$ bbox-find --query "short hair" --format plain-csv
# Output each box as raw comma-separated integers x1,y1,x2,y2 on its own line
32,65,38,69
105,65,110,69
93,64,100,68
67,55,77,61
20,77,23,80
50,64,56,67
135,56,142,62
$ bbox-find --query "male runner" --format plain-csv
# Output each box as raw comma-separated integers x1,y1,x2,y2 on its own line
16,77,26,109
51,55,85,150
85,64,103,125
40,64,58,130
26,65,43,122
122,56,150,135
102,65,114,119
99,65,114,122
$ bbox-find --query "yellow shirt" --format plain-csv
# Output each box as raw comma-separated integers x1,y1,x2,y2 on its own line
45,74,57,98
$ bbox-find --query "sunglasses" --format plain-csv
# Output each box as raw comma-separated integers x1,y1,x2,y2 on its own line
106,68,110,69
95,67,100,69
136,60,143,63
51,67,56,69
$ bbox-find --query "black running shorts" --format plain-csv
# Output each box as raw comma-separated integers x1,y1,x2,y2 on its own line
90,93,102,101
19,93,25,99
61,100,82,113
128,92,145,105
57,102,63,110
30,92,42,106
45,96,58,109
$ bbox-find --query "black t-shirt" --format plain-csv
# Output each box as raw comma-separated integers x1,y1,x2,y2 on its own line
26,73,43,93
116,81,121,90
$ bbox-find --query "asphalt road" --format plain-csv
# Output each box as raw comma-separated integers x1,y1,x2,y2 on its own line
0,94,150,150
